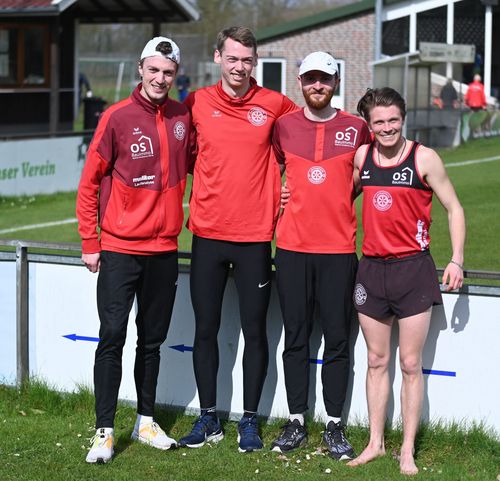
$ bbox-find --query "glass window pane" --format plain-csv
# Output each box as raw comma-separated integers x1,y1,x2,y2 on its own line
0,28,18,85
23,27,45,85
417,6,447,45
263,62,282,93
382,17,409,56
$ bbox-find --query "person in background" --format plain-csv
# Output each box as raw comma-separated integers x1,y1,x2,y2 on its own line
76,36,191,464
176,68,191,102
464,74,487,110
79,72,92,104
178,26,296,453
270,51,371,460
439,79,458,109
347,87,465,475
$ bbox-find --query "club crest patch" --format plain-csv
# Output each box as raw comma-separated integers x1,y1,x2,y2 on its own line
247,107,268,126
173,121,186,140
307,166,327,184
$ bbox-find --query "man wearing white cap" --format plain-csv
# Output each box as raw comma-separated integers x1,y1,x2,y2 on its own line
270,51,371,458
77,36,190,464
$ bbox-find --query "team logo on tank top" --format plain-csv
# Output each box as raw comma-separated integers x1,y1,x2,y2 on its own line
247,107,268,126
354,283,367,305
373,190,393,211
173,121,186,140
307,166,326,184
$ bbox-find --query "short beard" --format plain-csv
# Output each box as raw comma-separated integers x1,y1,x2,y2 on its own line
303,89,334,110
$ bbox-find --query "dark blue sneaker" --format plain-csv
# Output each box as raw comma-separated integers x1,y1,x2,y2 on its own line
237,415,263,453
323,421,356,460
178,414,224,448
270,419,307,453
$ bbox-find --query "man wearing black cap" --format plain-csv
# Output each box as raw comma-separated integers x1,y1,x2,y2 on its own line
77,36,190,464
270,51,371,459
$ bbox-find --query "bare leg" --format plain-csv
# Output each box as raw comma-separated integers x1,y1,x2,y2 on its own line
347,313,394,467
398,309,431,476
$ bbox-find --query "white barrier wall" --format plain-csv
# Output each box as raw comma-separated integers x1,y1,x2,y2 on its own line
0,136,88,196
0,260,498,431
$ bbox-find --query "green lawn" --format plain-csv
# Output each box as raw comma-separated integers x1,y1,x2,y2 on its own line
1,137,500,274
0,381,498,481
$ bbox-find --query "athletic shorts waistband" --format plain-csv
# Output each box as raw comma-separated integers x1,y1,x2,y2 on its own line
362,250,430,265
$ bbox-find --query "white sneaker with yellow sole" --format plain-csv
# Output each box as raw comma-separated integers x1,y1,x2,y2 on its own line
131,421,177,450
86,428,114,464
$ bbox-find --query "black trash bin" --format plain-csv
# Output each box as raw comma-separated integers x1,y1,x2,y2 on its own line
83,96,107,129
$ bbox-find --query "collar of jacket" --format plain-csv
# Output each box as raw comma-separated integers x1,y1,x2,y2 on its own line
132,83,169,114
215,77,259,105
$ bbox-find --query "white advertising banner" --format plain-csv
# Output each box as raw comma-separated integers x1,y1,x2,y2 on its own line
0,261,499,431
0,135,89,196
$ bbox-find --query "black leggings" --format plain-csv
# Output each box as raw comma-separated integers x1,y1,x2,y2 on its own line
190,235,271,413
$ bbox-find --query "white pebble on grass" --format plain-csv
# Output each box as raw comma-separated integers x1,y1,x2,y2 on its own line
325,468,332,474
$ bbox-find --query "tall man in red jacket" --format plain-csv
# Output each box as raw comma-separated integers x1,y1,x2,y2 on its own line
76,37,191,464
270,52,371,459
178,26,296,453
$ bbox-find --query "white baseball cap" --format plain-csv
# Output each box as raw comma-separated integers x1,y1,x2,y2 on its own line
299,51,338,76
140,36,180,64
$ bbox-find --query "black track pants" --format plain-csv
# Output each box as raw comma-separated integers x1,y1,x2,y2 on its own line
275,248,358,417
94,250,178,428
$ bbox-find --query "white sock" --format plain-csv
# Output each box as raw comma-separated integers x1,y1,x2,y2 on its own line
326,416,341,428
135,414,153,430
289,413,305,425
96,427,114,435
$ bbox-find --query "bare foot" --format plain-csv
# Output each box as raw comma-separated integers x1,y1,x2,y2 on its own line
400,450,418,476
347,444,385,467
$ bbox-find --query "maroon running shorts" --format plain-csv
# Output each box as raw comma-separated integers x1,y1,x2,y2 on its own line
353,251,443,319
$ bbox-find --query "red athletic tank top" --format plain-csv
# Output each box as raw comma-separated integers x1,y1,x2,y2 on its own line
359,141,433,258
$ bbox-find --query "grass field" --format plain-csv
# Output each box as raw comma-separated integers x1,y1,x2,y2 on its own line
0,381,498,481
1,136,500,275
1,139,499,479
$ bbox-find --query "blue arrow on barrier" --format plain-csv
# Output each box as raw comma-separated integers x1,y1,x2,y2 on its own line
63,333,100,343
309,358,323,365
308,360,456,377
169,344,194,353
423,368,456,377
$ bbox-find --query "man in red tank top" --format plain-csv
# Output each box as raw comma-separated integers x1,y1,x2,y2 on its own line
347,88,465,475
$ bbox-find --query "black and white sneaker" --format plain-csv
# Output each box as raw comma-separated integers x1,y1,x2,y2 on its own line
270,419,307,453
322,421,356,460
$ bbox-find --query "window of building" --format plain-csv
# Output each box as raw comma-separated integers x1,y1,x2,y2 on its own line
330,59,345,110
0,25,49,88
257,57,345,110
382,16,410,56
417,6,447,44
257,58,286,94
